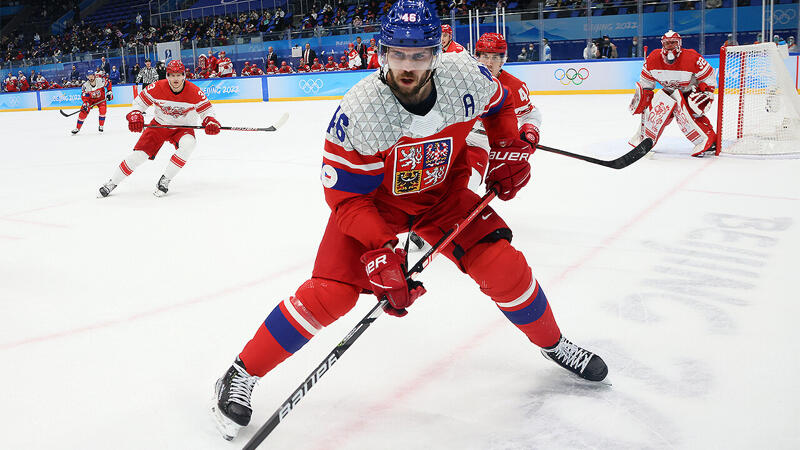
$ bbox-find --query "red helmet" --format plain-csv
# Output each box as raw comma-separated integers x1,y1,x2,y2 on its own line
244,61,250,65
348,43,354,49
219,50,226,56
314,58,319,63
328,56,334,61
370,38,376,44
476,33,507,54
281,61,287,66
166,59,185,75
340,56,346,61
441,24,453,35
661,30,682,64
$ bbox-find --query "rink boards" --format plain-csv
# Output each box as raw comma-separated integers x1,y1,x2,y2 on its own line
2,55,798,112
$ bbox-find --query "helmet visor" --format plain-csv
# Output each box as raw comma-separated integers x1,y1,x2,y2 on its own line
380,44,441,72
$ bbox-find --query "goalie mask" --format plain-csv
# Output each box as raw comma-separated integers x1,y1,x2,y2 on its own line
661,30,682,65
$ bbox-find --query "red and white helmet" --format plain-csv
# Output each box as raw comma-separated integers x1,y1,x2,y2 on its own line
341,56,346,61
476,32,507,55
441,24,453,36
166,59,185,75
348,42,354,49
244,61,250,65
314,57,319,63
328,56,334,61
281,61,287,66
661,30,682,64
219,50,226,56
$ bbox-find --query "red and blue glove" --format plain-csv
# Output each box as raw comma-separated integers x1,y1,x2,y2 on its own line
80,103,90,114
519,123,540,148
361,248,426,317
486,138,533,201
126,110,144,133
203,116,221,135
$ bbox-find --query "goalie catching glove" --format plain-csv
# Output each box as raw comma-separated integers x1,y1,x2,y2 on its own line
686,82,714,116
361,248,426,317
486,138,533,201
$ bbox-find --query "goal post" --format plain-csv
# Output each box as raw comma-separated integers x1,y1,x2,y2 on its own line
716,43,800,157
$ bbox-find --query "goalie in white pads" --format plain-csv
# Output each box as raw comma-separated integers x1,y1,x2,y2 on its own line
629,30,717,157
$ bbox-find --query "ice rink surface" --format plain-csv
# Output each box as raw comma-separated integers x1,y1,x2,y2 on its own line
1,94,798,450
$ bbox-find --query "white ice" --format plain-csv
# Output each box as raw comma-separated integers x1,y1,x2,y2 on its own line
1,94,798,450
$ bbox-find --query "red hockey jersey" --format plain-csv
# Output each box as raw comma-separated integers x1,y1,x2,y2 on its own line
638,48,715,94
133,79,215,126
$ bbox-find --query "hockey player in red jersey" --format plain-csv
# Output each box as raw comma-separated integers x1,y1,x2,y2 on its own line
310,57,324,72
5,76,18,92
72,70,111,135
278,61,293,74
366,38,380,69
441,24,465,53
468,32,542,183
211,0,607,442
265,60,279,74
629,30,717,157
217,51,234,77
206,50,219,73
296,61,310,73
346,42,362,69
324,56,338,71
96,60,221,198
249,64,264,76
337,55,349,70
240,62,252,76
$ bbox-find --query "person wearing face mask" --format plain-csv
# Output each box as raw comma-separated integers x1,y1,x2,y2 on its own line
628,30,717,157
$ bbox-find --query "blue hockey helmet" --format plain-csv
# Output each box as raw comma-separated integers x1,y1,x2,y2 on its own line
380,0,441,48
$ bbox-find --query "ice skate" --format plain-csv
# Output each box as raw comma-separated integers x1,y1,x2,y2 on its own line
409,231,425,250
153,175,170,197
691,143,716,158
71,128,79,135
212,359,259,441
541,335,608,382
98,126,104,132
97,181,117,198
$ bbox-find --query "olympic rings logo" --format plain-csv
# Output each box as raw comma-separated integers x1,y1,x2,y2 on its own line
554,67,589,86
298,78,324,94
773,9,796,25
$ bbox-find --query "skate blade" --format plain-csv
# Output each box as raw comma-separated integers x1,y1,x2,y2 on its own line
153,190,167,198
211,402,241,441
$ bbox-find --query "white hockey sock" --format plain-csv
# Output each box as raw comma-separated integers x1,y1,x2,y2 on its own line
110,150,149,185
162,134,196,181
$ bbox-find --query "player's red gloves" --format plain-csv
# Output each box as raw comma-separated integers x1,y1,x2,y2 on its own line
630,82,654,115
203,116,221,135
486,138,532,201
126,110,144,133
80,103,89,114
519,123,540,148
360,248,426,317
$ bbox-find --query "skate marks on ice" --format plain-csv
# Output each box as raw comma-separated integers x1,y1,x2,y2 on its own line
611,213,792,334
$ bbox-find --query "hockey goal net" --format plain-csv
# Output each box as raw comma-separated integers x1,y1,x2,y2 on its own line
716,43,800,156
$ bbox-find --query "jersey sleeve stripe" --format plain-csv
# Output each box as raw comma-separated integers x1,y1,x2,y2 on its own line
140,90,154,106
323,150,384,172
323,165,384,194
482,86,508,117
196,101,212,113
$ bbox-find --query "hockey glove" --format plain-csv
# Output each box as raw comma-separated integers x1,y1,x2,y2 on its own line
630,82,654,115
519,123,540,148
687,83,715,116
126,110,144,133
361,248,426,317
106,92,113,101
80,103,90,114
486,138,532,201
203,116,221,135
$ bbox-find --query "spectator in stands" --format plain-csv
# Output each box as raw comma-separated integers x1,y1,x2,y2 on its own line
302,43,316,67
597,36,617,58
70,65,80,81
130,63,141,84
629,36,642,58
109,65,121,84
707,0,722,7
266,46,278,66
788,37,797,52
753,33,763,44
100,56,111,75
136,12,143,29
352,15,363,30
156,60,167,80
527,43,535,60
517,47,530,62
542,38,551,61
724,34,738,46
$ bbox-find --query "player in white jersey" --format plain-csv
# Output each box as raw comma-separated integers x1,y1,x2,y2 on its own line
96,60,220,198
71,70,111,134
211,0,608,442
629,30,717,157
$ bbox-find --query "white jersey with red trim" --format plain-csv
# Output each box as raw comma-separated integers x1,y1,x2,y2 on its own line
132,79,215,126
321,50,505,215
81,77,109,102
639,48,716,94
217,57,234,76
347,49,361,69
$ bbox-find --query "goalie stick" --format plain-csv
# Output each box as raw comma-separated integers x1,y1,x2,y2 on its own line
144,112,289,132
475,129,653,169
58,98,108,117
242,190,497,450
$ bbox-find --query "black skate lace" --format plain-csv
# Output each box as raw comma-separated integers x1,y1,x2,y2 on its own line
549,338,593,374
228,364,258,408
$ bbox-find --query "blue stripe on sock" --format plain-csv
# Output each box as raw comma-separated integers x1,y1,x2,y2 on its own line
264,305,309,354
501,287,548,325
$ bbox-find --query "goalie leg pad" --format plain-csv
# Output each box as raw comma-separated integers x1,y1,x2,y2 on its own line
629,89,677,148
669,91,716,155
239,278,359,377
462,240,561,348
